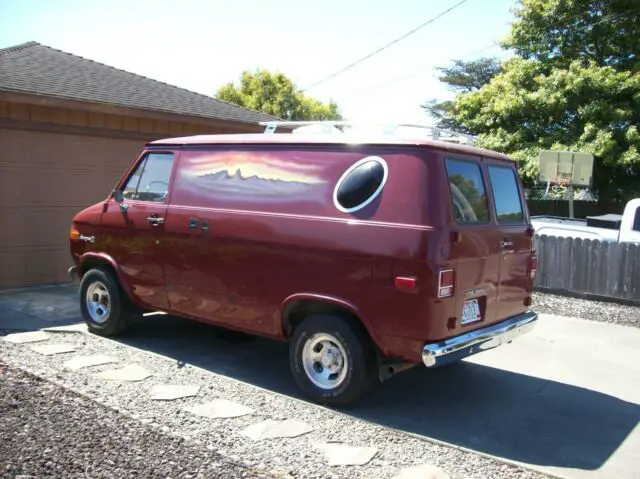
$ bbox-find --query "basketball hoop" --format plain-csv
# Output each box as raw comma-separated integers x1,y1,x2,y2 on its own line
544,178,569,199
552,178,569,198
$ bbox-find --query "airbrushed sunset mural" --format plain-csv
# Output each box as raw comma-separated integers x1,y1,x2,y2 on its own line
175,150,330,203
182,151,326,184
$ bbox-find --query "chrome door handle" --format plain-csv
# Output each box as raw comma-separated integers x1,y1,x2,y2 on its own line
501,240,514,248
147,216,164,225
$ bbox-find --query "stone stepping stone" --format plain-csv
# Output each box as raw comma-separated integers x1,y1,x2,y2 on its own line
3,330,50,344
241,419,314,440
315,442,378,466
63,354,117,371
93,364,152,382
150,384,200,401
392,464,450,479
42,323,88,333
31,343,77,356
184,399,254,419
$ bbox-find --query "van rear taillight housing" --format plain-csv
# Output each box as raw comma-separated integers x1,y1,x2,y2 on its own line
530,253,538,279
438,269,455,298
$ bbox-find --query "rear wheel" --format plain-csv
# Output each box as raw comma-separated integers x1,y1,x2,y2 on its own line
79,268,136,336
289,314,378,407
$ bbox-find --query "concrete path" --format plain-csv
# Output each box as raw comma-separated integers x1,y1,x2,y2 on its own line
371,315,640,479
0,285,638,478
0,284,80,330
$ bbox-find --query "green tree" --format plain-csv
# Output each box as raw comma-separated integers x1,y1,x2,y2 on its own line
216,69,342,121
423,58,502,131
440,0,640,203
455,58,640,201
503,0,640,72
434,58,504,92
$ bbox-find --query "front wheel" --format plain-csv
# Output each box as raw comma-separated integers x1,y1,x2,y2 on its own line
289,314,379,407
79,268,136,336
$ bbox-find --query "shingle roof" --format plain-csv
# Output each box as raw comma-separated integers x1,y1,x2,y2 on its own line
0,41,280,125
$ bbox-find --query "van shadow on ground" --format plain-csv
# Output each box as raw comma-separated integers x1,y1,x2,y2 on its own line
0,285,635,474
115,314,639,473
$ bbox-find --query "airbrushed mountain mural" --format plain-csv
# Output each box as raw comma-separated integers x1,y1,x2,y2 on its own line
178,151,329,201
196,168,322,197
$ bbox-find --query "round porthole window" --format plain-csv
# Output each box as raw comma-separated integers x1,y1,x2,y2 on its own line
333,156,389,213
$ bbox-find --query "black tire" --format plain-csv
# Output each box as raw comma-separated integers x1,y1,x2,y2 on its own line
289,314,379,407
79,268,136,336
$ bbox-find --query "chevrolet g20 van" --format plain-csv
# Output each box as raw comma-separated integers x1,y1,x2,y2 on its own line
68,121,538,406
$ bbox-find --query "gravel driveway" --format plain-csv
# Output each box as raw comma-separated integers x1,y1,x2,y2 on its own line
0,363,266,479
532,291,640,328
3,287,637,479
0,328,548,479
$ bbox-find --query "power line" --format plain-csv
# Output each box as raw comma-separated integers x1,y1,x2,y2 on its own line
301,0,470,92
348,41,500,96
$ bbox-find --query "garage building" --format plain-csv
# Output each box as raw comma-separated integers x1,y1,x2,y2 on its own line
0,41,278,288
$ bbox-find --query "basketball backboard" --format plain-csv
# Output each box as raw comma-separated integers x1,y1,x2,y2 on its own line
538,150,594,187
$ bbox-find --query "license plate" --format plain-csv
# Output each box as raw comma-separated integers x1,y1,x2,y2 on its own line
461,299,482,325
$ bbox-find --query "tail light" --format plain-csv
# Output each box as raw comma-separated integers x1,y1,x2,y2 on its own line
438,269,455,298
529,253,537,279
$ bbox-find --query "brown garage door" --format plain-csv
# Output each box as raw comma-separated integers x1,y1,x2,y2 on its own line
0,128,145,288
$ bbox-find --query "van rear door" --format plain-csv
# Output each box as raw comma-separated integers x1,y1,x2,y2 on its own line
485,159,533,320
442,156,501,332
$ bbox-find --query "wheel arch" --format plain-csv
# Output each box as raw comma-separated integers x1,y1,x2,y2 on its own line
279,293,379,348
78,253,135,304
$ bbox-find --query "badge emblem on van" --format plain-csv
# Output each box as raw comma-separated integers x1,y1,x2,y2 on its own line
464,287,487,297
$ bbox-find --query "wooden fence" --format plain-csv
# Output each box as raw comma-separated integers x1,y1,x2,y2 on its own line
533,235,640,304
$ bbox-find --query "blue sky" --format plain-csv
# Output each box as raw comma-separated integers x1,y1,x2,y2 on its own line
0,0,516,124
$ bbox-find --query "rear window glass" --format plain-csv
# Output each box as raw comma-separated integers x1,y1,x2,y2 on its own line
444,158,489,224
487,165,524,223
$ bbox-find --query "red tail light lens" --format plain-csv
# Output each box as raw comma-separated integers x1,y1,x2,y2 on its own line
438,269,455,298
530,253,538,279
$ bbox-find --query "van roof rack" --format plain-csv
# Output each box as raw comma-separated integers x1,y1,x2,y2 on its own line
259,121,477,145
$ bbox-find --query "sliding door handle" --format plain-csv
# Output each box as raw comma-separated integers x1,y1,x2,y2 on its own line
147,216,165,225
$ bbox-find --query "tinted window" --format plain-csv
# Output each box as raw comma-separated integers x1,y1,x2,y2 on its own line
487,165,524,223
633,207,640,232
444,158,489,223
334,157,388,212
121,153,174,202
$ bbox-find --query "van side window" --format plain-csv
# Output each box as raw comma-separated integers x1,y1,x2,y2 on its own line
334,156,388,213
121,153,174,203
487,165,524,223
444,158,489,224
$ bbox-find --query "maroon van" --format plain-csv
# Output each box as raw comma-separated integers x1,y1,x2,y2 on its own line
68,122,538,406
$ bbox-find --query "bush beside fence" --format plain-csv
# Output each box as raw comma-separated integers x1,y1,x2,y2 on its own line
534,234,640,304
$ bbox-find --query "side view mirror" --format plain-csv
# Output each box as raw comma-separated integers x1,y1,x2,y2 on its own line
112,190,128,211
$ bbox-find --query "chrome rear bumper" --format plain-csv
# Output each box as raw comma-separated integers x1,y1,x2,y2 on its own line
422,311,538,367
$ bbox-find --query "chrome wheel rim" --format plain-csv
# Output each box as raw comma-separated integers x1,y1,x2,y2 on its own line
85,281,110,324
301,333,348,390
